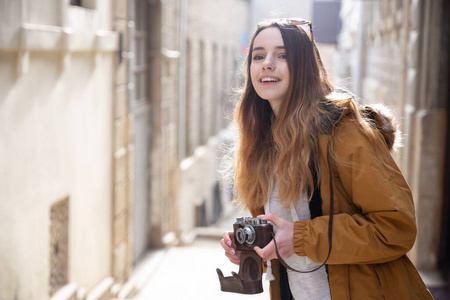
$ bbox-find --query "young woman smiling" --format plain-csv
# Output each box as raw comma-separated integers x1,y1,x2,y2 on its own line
220,19,433,300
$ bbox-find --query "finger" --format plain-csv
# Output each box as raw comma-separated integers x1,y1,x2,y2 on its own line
257,213,283,227
253,246,263,258
254,240,277,261
222,231,233,247
220,239,235,254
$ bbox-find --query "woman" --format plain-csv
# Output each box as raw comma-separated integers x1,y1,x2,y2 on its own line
220,19,433,299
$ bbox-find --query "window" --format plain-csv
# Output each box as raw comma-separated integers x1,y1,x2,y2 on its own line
49,198,69,295
70,0,82,6
69,0,96,9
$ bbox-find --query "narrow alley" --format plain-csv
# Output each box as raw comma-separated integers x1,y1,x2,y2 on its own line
1,0,449,299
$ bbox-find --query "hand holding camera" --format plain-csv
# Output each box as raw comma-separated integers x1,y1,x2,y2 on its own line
221,231,241,265
220,214,295,264
216,217,274,294
254,214,295,261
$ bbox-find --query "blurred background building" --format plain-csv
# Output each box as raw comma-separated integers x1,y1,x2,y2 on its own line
0,0,448,299
335,0,450,288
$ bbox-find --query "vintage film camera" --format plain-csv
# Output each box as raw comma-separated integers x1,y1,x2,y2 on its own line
216,217,273,294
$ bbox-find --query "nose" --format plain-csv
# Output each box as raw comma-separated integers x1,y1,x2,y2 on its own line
262,56,275,70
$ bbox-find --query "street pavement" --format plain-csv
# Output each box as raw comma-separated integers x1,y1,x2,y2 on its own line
131,208,270,300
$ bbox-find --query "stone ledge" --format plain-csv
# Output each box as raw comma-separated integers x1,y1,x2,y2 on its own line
85,277,114,300
50,283,78,300
0,23,118,53
116,281,137,299
49,277,126,300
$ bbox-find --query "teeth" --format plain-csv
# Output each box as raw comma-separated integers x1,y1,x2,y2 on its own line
261,77,279,82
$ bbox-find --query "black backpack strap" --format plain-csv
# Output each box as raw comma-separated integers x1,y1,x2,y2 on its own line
309,166,323,219
279,264,294,300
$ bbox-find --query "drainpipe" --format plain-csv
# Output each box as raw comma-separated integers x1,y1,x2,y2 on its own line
178,0,188,162
354,0,366,97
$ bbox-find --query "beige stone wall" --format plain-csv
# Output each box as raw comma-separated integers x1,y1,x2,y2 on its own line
0,0,118,298
0,0,305,297
111,0,132,285
147,0,181,246
336,0,448,271
404,0,447,270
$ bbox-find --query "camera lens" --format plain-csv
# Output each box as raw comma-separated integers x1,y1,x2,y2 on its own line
243,225,256,244
236,228,246,244
236,225,257,245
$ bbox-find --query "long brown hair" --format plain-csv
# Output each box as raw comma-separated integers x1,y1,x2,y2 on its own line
233,20,339,210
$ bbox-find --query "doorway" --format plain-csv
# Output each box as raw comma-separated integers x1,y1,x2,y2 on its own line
130,0,152,263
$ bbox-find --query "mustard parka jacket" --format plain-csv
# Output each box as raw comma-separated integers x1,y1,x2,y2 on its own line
249,104,433,299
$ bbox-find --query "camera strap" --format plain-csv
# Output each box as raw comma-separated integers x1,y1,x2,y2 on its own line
272,145,335,273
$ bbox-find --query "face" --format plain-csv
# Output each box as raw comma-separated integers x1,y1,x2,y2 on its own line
250,27,290,114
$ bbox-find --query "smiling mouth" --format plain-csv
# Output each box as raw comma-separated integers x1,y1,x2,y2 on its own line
260,77,280,83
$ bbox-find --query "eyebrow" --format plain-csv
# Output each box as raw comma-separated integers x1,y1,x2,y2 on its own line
252,46,285,52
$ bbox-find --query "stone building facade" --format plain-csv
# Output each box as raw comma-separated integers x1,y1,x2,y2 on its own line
177,0,250,243
0,0,250,299
0,0,119,298
336,0,450,286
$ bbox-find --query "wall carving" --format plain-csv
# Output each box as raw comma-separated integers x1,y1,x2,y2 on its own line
49,197,69,295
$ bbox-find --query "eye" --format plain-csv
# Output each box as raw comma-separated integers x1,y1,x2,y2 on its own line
279,53,287,59
252,54,264,60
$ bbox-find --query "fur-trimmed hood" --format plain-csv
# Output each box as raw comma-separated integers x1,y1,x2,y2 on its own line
329,89,401,152
363,104,401,152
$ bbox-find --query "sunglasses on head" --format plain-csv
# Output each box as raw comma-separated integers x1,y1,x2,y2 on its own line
258,18,314,43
